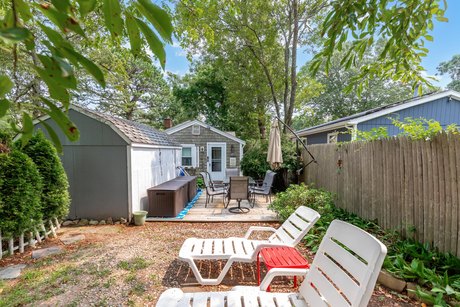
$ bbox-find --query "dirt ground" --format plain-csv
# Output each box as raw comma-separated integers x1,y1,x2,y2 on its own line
0,222,421,306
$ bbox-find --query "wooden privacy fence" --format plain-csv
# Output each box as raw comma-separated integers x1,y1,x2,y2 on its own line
302,132,460,257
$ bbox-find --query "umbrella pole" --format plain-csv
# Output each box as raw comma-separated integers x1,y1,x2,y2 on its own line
275,116,317,172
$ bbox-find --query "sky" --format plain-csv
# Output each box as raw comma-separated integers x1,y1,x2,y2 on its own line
164,2,460,89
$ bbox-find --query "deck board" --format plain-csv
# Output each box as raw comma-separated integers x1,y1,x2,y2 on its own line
146,191,279,222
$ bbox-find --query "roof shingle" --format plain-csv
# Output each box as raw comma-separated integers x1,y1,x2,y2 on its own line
74,106,180,147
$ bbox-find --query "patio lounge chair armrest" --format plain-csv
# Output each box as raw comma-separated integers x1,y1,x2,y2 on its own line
156,288,184,306
244,226,278,239
259,268,309,291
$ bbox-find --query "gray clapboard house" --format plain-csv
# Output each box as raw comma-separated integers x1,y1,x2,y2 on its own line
35,105,182,221
297,90,460,144
165,120,246,180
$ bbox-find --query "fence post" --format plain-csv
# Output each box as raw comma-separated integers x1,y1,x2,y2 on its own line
35,226,42,243
40,223,48,239
54,217,60,230
19,232,24,253
0,230,3,259
29,231,36,247
49,220,56,238
8,237,14,255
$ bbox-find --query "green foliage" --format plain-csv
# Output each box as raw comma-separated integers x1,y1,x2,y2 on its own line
241,136,299,180
269,184,336,251
437,54,460,92
348,118,460,143
269,184,460,306
240,140,270,179
0,135,42,237
311,0,446,94
0,0,173,147
393,117,444,140
18,131,70,219
196,177,204,189
295,41,413,127
353,127,389,141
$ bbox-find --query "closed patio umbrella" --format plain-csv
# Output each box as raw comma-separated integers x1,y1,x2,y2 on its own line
267,119,283,170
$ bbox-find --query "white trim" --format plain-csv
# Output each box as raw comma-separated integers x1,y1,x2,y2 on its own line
351,124,358,141
239,143,243,175
327,132,339,144
165,120,246,145
298,121,350,137
126,146,133,221
206,142,227,180
297,90,460,137
181,144,197,167
130,143,182,149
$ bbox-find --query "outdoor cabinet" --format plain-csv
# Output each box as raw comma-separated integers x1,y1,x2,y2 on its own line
147,180,188,217
175,176,197,203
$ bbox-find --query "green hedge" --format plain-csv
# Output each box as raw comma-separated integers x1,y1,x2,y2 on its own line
0,133,43,237
269,184,460,306
18,131,70,219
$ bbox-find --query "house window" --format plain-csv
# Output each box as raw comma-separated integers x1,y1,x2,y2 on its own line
192,125,200,135
182,147,193,166
327,132,338,144
181,144,197,167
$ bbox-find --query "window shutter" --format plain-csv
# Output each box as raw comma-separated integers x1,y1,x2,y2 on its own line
191,145,197,167
195,146,199,167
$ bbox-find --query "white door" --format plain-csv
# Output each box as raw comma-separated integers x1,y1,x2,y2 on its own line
207,143,226,181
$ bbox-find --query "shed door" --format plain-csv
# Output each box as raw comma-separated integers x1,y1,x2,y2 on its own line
206,143,226,181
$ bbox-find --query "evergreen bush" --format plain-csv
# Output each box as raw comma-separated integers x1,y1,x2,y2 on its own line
0,132,43,237
18,131,70,220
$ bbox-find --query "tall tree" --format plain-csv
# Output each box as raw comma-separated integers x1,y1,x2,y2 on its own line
311,0,448,94
293,42,413,129
174,0,326,130
76,48,173,127
437,54,460,92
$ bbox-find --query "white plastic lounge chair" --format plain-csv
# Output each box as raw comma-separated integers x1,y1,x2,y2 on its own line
178,206,320,285
157,220,387,307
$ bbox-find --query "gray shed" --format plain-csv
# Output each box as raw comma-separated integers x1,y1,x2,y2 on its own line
35,105,182,221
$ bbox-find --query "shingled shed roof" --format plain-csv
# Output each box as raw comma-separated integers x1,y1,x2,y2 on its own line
71,105,181,147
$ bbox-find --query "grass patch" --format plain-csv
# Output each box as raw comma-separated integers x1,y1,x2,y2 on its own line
0,264,82,306
85,263,111,278
118,257,148,272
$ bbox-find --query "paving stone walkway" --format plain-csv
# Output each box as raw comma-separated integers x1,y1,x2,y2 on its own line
31,246,63,259
0,264,27,280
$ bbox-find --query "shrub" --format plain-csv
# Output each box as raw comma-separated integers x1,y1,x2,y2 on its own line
0,132,43,237
240,139,270,179
269,183,460,305
269,183,336,251
18,131,70,220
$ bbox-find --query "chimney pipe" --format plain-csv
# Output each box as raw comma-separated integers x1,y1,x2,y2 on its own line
163,118,173,129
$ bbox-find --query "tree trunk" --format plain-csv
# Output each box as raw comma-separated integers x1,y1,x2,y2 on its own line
286,0,299,128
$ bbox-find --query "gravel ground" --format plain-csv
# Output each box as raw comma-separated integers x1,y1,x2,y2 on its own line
0,222,420,306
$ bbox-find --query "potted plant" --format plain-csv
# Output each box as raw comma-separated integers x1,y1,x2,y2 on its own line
132,211,148,226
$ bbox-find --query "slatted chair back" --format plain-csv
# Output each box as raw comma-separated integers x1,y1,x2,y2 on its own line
260,171,276,194
229,176,249,200
268,206,320,246
299,220,387,307
199,172,212,191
